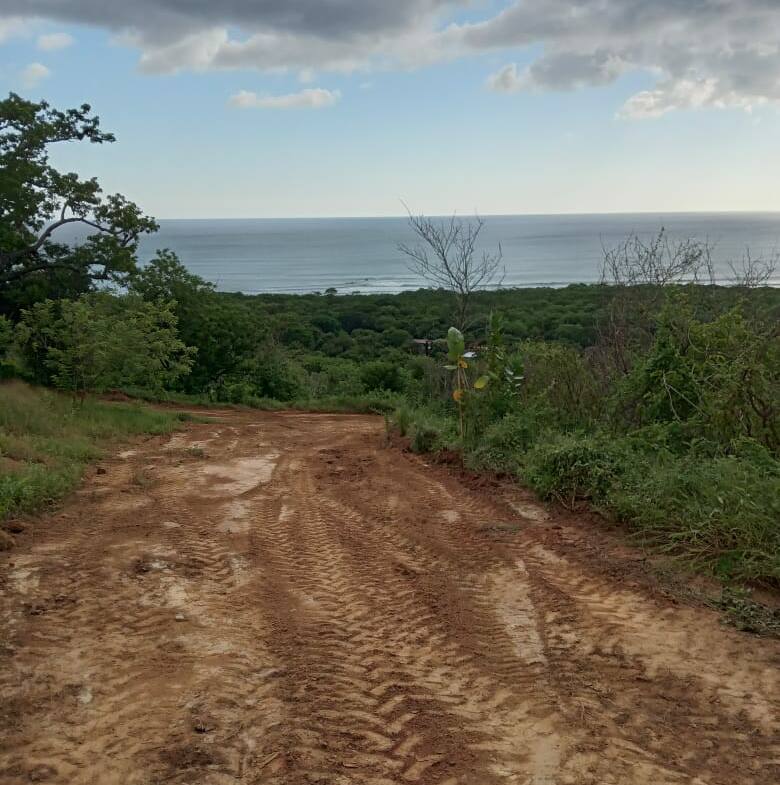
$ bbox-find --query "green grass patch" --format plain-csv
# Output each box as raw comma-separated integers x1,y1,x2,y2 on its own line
390,404,458,453
0,381,185,521
121,386,400,415
515,431,780,584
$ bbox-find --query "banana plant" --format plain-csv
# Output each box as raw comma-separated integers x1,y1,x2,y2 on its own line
444,326,490,439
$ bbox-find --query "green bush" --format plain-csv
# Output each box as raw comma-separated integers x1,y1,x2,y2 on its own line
513,340,601,427
522,433,633,508
393,405,414,437
290,393,399,414
411,420,443,453
607,447,780,583
214,351,306,402
303,356,364,398
519,427,780,583
0,315,16,379
466,411,544,473
613,298,779,453
15,293,194,395
0,316,11,357
390,406,455,453
360,360,406,393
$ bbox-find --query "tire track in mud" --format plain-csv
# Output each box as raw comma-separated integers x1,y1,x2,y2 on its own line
316,438,780,785
1,412,778,785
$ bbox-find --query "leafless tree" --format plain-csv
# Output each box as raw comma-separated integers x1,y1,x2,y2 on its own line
600,228,715,287
728,248,777,287
597,229,715,377
399,209,504,331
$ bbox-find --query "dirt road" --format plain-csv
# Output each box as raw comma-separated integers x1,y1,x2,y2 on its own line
1,411,778,785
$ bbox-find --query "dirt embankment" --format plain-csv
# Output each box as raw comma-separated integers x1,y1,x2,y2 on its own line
1,411,778,784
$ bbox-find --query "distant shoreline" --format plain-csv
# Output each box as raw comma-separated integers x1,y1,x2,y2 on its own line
152,210,780,222
60,213,780,294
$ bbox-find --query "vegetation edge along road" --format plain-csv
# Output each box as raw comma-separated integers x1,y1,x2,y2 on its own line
0,381,189,534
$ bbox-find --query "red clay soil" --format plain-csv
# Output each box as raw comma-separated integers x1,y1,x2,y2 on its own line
0,410,778,785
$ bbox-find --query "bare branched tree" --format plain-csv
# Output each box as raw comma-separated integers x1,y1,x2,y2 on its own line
600,228,715,287
399,209,504,331
728,248,777,288
597,228,716,376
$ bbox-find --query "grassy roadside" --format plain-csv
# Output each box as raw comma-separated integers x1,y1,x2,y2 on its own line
394,406,780,583
119,385,400,415
0,381,188,538
389,405,780,635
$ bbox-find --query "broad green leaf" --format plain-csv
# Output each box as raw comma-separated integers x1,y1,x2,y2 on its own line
446,326,465,362
474,375,490,390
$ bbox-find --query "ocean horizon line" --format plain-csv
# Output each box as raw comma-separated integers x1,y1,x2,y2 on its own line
151,209,780,222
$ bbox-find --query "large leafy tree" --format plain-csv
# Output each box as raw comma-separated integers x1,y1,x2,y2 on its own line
130,251,266,391
0,93,157,307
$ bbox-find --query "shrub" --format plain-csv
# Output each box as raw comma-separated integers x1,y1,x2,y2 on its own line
15,294,195,396
0,316,15,379
614,297,780,453
393,405,414,437
411,419,444,453
303,357,365,398
466,411,544,473
607,449,780,583
215,350,306,402
521,426,780,583
390,407,455,454
0,316,11,357
522,433,632,508
360,360,406,393
513,340,601,427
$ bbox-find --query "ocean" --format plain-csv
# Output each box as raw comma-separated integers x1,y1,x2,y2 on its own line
121,212,780,294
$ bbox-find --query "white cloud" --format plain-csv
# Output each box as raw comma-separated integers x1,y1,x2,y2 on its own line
137,28,228,74
465,1,780,117
228,87,341,109
36,31,74,50
21,62,50,87
487,63,522,93
6,1,780,118
618,78,764,120
0,16,29,43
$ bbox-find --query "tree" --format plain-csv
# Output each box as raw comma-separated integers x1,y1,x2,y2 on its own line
600,229,715,288
15,293,194,397
0,93,157,302
597,229,715,376
130,251,264,391
619,294,780,453
728,249,777,288
399,210,503,331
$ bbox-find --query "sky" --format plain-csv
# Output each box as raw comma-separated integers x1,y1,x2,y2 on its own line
2,1,780,219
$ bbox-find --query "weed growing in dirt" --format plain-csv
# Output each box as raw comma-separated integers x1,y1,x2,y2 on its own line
0,381,183,522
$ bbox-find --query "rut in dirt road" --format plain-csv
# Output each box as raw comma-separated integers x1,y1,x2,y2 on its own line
1,411,778,785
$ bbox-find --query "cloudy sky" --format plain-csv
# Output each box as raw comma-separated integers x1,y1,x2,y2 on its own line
2,1,780,217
